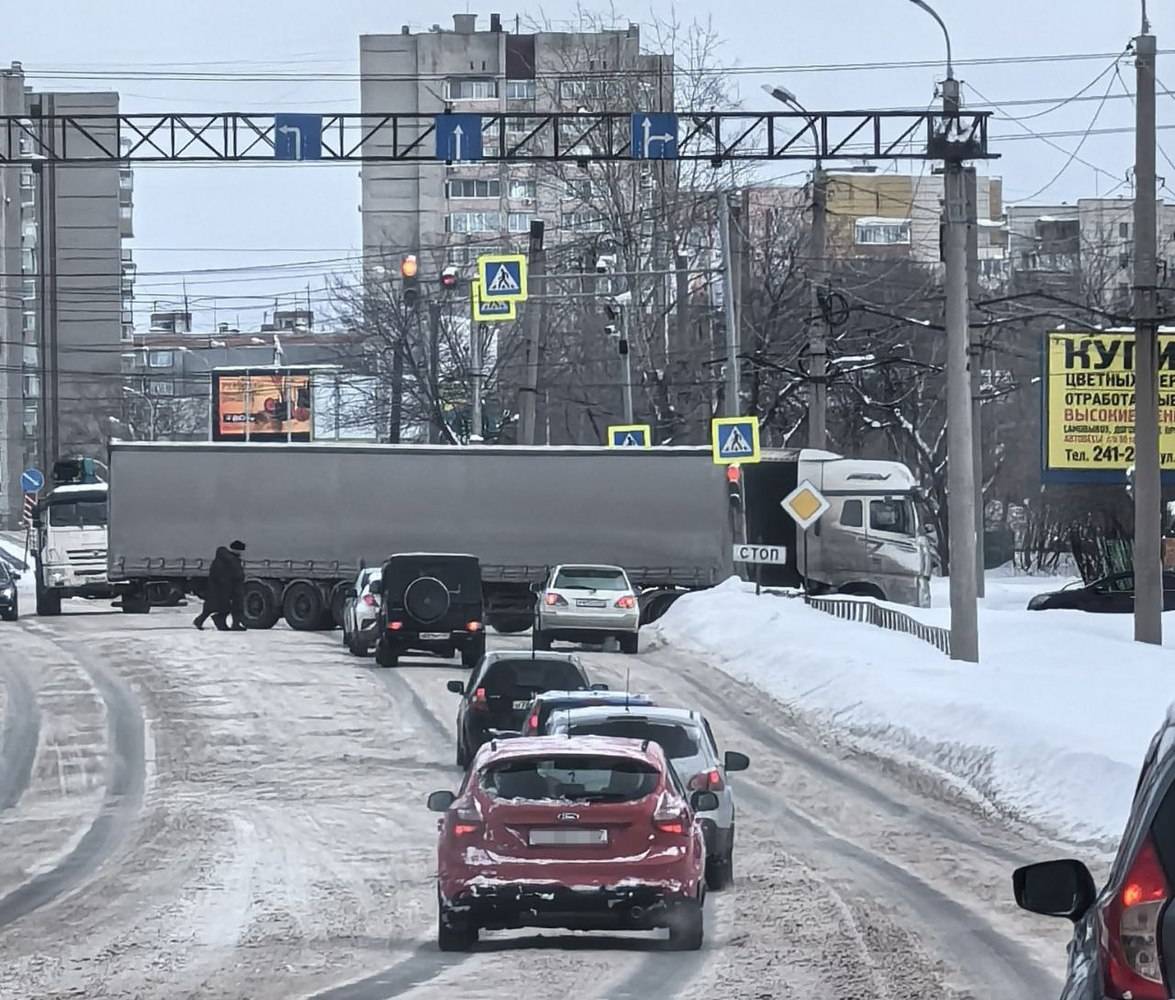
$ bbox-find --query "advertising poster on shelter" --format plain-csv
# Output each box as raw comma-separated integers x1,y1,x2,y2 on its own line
212,370,313,442
1044,330,1175,481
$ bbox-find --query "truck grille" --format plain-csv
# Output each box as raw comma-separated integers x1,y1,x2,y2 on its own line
67,549,106,563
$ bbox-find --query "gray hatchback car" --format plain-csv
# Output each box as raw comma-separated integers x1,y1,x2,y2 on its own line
545,704,749,889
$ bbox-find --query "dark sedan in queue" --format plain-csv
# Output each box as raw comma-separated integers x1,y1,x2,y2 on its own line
1027,571,1175,613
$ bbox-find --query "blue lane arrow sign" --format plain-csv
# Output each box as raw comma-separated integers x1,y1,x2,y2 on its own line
436,114,483,162
274,114,323,160
631,112,678,159
20,467,44,493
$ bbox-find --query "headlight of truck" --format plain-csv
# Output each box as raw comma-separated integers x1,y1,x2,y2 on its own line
47,548,62,564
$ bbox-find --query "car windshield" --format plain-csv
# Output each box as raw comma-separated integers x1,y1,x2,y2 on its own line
553,567,628,591
46,499,108,528
482,659,586,699
567,719,700,759
480,754,659,801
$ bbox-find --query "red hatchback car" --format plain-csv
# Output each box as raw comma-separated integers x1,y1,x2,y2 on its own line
427,736,716,952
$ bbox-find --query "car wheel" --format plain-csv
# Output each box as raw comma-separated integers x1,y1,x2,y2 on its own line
668,898,704,950
347,634,367,657
375,639,399,669
437,897,478,952
1,609,16,622
619,632,639,655
706,851,734,891
531,629,552,651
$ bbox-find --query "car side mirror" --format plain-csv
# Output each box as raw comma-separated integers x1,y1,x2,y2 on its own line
690,790,720,813
369,579,383,595
1013,860,1096,922
446,680,465,694
427,790,456,812
590,683,609,691
530,581,544,594
723,750,750,773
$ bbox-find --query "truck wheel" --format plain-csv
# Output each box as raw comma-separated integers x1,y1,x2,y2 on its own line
241,580,280,630
283,581,325,632
531,629,551,651
461,635,485,668
36,590,61,617
120,590,151,614
619,633,639,655
375,639,399,669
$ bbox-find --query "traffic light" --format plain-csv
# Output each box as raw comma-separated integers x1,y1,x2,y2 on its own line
401,254,419,307
440,264,459,291
726,463,743,507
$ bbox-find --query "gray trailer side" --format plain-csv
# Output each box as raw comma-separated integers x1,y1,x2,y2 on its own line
107,442,736,630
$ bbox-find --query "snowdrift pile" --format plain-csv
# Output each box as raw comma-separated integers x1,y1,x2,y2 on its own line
652,574,1175,847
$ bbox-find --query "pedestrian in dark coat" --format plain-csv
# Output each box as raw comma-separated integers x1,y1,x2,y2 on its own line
227,539,247,631
193,540,246,631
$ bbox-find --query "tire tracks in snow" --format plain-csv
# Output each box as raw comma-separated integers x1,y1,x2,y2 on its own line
0,659,39,811
0,634,145,930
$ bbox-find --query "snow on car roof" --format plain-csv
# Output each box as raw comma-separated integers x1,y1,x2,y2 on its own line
47,482,108,496
558,704,699,725
474,735,666,764
535,689,652,703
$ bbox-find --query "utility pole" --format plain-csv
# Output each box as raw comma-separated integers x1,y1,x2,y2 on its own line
619,303,634,423
965,166,985,597
942,75,980,663
718,191,740,416
427,301,442,443
1133,26,1162,645
808,165,829,449
519,220,545,446
468,290,483,440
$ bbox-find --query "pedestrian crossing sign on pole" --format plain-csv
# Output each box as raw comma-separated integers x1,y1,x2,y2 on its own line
471,280,516,322
476,253,528,301
607,424,652,448
711,416,760,465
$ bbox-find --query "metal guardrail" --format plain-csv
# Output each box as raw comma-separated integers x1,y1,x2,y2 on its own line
803,594,952,657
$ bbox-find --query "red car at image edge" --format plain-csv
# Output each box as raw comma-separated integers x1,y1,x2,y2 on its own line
427,735,716,951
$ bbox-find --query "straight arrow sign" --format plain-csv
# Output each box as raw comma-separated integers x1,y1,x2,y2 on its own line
451,124,463,161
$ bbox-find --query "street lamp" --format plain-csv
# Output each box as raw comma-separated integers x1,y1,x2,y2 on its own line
122,385,157,441
906,0,954,79
760,84,820,164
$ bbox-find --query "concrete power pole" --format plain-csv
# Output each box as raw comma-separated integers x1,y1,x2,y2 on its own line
1133,27,1162,645
965,167,985,597
718,192,740,416
468,291,483,440
808,166,829,449
519,220,545,446
943,76,980,662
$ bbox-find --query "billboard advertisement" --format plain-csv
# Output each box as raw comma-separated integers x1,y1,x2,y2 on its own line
1043,330,1175,483
211,369,313,442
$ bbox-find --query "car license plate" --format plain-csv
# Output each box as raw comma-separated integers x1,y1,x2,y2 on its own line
575,599,606,608
420,632,449,640
528,829,608,846
513,699,530,709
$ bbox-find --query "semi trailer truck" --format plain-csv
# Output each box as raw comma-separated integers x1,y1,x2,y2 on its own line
104,441,931,629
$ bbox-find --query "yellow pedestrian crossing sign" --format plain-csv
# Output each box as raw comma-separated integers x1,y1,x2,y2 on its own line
477,253,528,301
608,424,651,448
471,280,516,322
711,416,760,465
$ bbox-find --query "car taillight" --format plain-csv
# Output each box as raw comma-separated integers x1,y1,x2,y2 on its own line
466,620,482,632
689,768,725,793
388,620,403,631
652,795,687,836
472,687,488,711
362,594,377,607
526,710,540,734
615,595,636,609
451,806,483,839
544,593,568,606
1104,834,1169,998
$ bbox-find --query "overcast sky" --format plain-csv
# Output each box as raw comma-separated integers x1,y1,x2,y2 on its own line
8,1,1173,330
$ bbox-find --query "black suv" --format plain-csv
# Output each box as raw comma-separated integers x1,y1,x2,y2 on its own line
1014,712,1175,999
447,651,594,767
372,553,485,669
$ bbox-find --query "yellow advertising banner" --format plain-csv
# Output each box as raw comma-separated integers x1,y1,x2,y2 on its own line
213,371,313,441
1045,330,1175,479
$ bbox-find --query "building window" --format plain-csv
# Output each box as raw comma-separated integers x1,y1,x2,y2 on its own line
1120,222,1131,238
152,379,175,397
559,79,609,101
445,78,497,101
561,211,606,233
445,212,501,234
854,218,912,246
22,311,35,334
20,248,35,274
564,177,594,201
19,169,33,189
505,117,534,143
21,277,35,300
509,179,537,200
1117,281,1131,302
558,120,593,153
23,373,39,399
1119,252,1132,269
147,350,174,368
506,79,535,100
21,221,36,246
507,212,530,232
23,403,37,439
446,178,501,199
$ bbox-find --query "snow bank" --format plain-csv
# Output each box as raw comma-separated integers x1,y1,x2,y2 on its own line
652,575,1175,846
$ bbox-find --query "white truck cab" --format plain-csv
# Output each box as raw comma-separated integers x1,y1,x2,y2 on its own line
34,482,113,615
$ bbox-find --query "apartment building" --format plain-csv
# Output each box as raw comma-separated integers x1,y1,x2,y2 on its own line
1006,198,1175,309
0,63,132,528
359,14,673,274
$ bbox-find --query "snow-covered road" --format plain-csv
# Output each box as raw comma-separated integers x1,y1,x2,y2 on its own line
0,604,1070,998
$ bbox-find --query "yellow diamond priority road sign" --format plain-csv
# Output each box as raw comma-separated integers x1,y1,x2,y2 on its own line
780,479,830,531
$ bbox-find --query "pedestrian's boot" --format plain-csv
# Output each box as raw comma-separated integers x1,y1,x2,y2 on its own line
193,615,205,631
211,614,229,632
230,623,246,632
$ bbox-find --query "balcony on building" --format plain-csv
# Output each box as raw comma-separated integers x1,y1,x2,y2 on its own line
149,310,192,334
